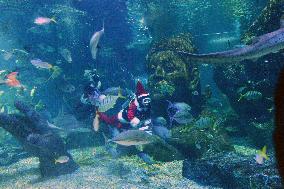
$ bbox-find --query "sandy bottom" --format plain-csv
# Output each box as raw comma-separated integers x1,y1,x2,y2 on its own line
0,147,219,189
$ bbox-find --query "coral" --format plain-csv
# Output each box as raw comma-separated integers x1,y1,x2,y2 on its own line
170,122,233,159
182,151,281,188
146,33,202,116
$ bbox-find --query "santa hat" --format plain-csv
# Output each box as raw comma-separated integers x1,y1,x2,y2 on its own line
136,81,149,98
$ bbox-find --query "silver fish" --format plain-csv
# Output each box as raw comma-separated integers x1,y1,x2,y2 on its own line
238,91,262,101
172,110,193,125
90,22,104,59
108,130,158,146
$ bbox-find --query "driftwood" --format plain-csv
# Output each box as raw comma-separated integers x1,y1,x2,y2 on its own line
0,100,78,177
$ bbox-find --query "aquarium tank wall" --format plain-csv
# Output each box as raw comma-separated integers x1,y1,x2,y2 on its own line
0,0,283,188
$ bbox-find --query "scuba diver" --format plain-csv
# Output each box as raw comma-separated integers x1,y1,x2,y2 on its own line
95,81,153,164
80,69,102,106
95,81,152,132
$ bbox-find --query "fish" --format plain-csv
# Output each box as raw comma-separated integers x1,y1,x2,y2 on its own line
167,101,191,113
59,48,72,63
3,72,22,88
171,110,193,125
0,91,4,96
152,125,171,140
178,19,284,64
30,86,36,97
98,92,125,112
152,117,167,126
108,130,158,146
93,112,100,131
52,109,88,132
102,133,120,158
90,22,104,59
31,59,53,69
255,145,269,165
102,87,130,96
55,156,69,164
2,50,13,60
34,17,56,25
195,117,214,129
238,91,262,101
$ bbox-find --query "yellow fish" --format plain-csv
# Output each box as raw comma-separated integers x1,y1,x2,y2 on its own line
30,86,37,97
255,145,269,164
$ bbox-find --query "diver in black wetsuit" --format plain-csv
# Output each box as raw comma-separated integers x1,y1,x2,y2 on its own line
80,69,102,106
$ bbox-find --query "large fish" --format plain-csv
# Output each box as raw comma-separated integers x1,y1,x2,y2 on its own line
108,130,159,146
178,21,284,64
90,22,104,59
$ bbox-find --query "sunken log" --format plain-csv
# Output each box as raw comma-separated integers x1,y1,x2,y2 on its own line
0,100,78,177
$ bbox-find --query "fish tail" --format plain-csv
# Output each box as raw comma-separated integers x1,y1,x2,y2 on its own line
238,94,244,102
51,17,57,23
102,132,109,145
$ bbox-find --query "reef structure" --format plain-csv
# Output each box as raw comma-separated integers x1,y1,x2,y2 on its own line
0,101,78,177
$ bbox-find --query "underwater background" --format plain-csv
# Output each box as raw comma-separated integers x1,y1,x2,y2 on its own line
0,0,283,188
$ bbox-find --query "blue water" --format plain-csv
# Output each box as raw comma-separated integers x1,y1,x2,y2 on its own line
0,0,282,188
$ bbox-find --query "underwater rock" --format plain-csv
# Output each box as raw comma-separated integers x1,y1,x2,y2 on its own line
242,0,284,44
170,123,233,159
214,0,284,126
0,100,79,177
146,33,202,116
182,152,282,188
0,146,29,166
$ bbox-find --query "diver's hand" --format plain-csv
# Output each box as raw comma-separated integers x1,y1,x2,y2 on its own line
130,117,140,127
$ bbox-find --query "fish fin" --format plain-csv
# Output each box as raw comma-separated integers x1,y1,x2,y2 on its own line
102,19,105,31
102,132,110,145
51,17,57,24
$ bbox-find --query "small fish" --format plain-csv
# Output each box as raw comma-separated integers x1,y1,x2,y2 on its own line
55,156,69,164
238,91,262,101
34,17,56,25
195,117,214,129
171,110,193,125
152,125,171,140
103,87,130,96
93,112,100,132
108,130,158,146
5,72,22,87
255,145,269,165
0,91,4,96
59,48,72,63
30,86,37,97
90,22,104,59
167,101,191,113
267,107,274,113
192,91,199,96
31,59,53,69
2,51,13,60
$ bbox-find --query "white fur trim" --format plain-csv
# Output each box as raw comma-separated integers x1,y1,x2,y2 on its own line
134,98,139,107
138,93,149,98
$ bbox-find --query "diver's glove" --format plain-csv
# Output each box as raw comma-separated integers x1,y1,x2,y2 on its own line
139,125,152,135
130,117,140,127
